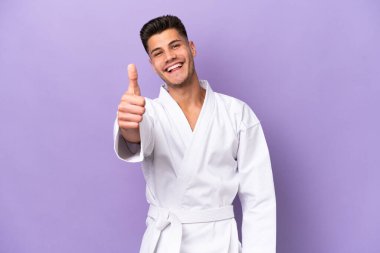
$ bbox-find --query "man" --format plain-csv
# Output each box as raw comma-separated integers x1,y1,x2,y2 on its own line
114,15,276,253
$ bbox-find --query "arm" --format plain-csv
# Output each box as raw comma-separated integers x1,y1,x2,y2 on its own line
113,64,154,163
237,108,276,253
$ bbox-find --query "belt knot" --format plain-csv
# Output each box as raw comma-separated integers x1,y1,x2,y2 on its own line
155,208,171,231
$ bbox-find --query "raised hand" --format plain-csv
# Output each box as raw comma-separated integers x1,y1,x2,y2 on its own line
117,64,145,143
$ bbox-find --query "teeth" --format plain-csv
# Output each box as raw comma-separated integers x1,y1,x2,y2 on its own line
167,63,182,72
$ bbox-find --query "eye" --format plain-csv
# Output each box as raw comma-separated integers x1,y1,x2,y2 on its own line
172,43,180,49
153,51,163,57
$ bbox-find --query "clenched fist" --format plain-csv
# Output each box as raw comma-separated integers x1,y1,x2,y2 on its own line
117,64,145,143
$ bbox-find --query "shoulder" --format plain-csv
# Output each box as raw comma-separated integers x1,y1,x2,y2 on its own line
214,92,260,130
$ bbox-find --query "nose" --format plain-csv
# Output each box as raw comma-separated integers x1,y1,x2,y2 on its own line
165,50,177,63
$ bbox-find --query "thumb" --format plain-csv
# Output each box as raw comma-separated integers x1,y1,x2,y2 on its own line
127,64,141,96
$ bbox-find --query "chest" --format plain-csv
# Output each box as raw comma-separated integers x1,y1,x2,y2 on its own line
182,108,202,131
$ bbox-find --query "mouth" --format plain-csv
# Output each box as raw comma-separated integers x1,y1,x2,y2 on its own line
165,62,183,73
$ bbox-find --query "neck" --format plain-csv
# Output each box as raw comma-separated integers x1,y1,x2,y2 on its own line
166,73,206,109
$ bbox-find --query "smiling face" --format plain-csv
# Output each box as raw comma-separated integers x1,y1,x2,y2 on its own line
147,28,197,88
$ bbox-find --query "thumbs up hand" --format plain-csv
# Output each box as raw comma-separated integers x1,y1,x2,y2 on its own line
118,64,145,143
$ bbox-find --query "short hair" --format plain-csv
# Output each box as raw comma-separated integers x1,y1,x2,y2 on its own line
140,15,188,53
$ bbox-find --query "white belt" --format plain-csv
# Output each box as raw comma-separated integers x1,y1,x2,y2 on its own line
141,205,235,253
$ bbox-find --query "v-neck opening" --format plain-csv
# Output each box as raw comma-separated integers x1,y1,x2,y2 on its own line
158,80,213,149
162,81,209,135
184,87,207,134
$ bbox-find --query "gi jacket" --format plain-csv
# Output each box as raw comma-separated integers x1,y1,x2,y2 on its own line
114,80,276,253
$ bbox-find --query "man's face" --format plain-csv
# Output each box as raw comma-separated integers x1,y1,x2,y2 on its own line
147,28,196,87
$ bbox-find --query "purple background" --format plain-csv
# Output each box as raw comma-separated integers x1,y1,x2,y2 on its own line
1,0,379,252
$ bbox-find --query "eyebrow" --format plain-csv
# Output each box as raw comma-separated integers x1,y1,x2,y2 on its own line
150,39,182,55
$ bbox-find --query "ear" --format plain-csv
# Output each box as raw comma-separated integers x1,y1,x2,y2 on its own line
189,41,196,57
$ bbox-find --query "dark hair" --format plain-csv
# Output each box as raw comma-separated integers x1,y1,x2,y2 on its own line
140,15,188,53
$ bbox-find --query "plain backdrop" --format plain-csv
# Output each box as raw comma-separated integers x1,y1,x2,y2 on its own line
1,0,379,252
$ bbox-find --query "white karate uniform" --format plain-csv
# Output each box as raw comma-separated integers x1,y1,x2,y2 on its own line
114,80,276,253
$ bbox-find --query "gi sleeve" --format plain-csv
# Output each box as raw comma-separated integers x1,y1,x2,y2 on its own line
237,104,276,253
113,97,155,162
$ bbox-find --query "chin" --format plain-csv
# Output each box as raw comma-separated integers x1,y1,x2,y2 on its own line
163,76,187,87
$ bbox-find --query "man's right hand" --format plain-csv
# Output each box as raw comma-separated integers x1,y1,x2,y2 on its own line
117,64,145,143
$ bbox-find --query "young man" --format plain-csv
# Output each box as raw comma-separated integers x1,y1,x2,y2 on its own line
114,15,276,253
